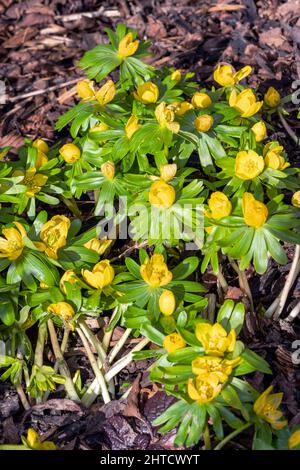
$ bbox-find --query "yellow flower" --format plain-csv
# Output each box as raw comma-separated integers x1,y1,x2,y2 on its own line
149,180,176,209
214,64,252,87
191,356,241,383
194,115,213,132
82,260,115,289
140,253,173,287
254,385,288,430
288,430,300,450
191,92,212,109
159,289,176,316
118,32,139,58
235,150,264,180
59,143,81,164
95,80,116,106
35,151,48,169
155,102,180,133
173,101,193,116
101,161,115,180
48,301,75,321
90,123,109,133
163,332,186,353
292,191,300,208
125,115,141,139
84,238,112,255
264,87,281,108
33,139,49,154
229,89,263,117
160,163,177,182
171,69,181,81
13,168,48,197
207,192,232,220
60,270,80,294
76,79,95,100
251,121,267,142
187,373,222,403
38,215,70,260
0,222,26,261
263,143,289,170
134,82,159,104
195,323,236,356
242,192,268,228
26,428,56,451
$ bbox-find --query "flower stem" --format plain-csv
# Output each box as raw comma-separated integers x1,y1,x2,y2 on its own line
214,422,252,450
203,424,211,450
78,318,106,363
286,298,300,322
60,195,81,218
216,269,228,293
231,260,254,312
273,245,300,320
278,111,299,145
34,322,47,367
16,384,30,410
108,328,132,364
105,337,150,382
102,307,118,353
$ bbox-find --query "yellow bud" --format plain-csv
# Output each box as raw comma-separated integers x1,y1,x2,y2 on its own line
33,139,49,154
163,332,186,353
191,92,212,109
160,163,177,182
159,289,176,316
194,114,214,132
174,101,193,116
292,191,300,208
26,428,39,448
48,302,75,321
207,192,232,219
35,150,48,169
101,161,115,180
125,115,141,139
288,430,300,450
82,260,115,289
134,82,159,104
251,121,267,142
235,150,264,180
171,69,181,81
76,80,95,99
242,192,268,228
95,80,116,106
149,180,176,209
118,32,139,58
59,143,81,164
264,87,281,108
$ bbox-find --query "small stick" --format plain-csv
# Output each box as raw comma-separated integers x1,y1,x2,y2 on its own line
10,79,80,103
278,111,299,145
285,299,300,323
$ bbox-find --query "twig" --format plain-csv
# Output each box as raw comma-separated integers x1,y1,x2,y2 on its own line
278,111,300,145
286,299,300,323
10,79,80,103
273,245,300,320
109,240,148,263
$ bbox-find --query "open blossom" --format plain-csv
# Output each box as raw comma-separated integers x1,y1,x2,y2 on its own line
101,161,115,180
159,289,176,316
76,79,95,100
229,89,263,117
263,142,289,170
84,238,112,255
264,87,281,108
48,301,75,321
191,356,241,383
207,192,232,220
0,222,27,260
254,385,288,430
140,254,172,287
214,64,252,87
149,180,176,209
191,92,212,109
37,215,70,260
251,121,267,142
59,143,81,164
13,168,48,197
194,114,213,132
82,260,115,289
242,192,268,228
196,323,236,356
95,80,116,106
187,373,222,403
235,150,264,180
155,102,180,133
134,82,159,104
163,332,186,353
118,32,139,58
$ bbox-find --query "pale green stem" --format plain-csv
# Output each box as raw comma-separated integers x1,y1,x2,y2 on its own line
273,245,300,320
0,445,29,450
214,422,252,450
16,384,30,410
102,307,118,353
108,328,132,364
60,195,81,217
231,260,254,312
78,318,106,363
34,322,47,367
203,424,211,450
216,270,228,292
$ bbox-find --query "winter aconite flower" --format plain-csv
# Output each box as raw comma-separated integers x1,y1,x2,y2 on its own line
159,289,176,316
235,150,264,180
48,302,75,321
149,180,176,209
171,69,181,81
194,115,213,133
140,254,173,287
251,121,267,142
76,79,95,100
163,332,186,353
25,428,56,450
37,215,70,259
101,161,115,180
263,143,289,170
288,430,300,450
0,222,26,260
242,193,268,228
207,192,232,220
82,260,115,289
191,92,212,109
59,143,81,164
191,356,240,383
195,323,236,357
95,80,116,106
254,385,288,430
33,139,49,155
173,101,193,116
213,64,252,87
160,163,177,182
60,270,80,294
118,32,139,58
229,89,263,117
187,373,222,403
13,168,48,197
84,238,112,255
155,102,180,133
292,191,300,208
264,87,281,108
125,115,141,139
134,82,159,104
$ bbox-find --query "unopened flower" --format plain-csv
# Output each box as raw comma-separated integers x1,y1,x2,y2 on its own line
125,115,141,139
35,151,48,169
191,92,212,109
0,222,26,260
95,80,116,106
101,161,115,180
48,301,75,321
251,121,267,142
171,69,181,81
159,289,176,316
207,192,232,220
13,168,48,197
90,122,109,133
82,260,115,289
195,323,236,356
214,64,252,87
118,32,139,58
163,332,186,353
263,143,289,170
76,79,95,100
84,238,112,255
60,270,80,294
59,143,81,164
134,82,159,104
292,191,300,208
26,428,56,451
191,356,241,383
288,430,300,450
155,102,180,133
254,385,288,430
173,101,193,116
264,87,281,108
160,163,177,182
229,89,263,117
242,192,268,228
33,139,49,154
187,373,222,403
149,180,176,209
235,150,264,180
37,215,70,260
194,114,213,133
140,254,173,287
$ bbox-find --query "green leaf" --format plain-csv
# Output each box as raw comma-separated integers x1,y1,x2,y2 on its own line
0,299,15,326
240,348,272,374
140,324,165,346
171,256,199,280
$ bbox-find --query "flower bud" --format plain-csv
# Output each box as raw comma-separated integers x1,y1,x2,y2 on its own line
251,121,267,142
242,192,268,228
163,332,186,353
134,82,159,104
95,80,116,106
292,191,300,208
264,87,280,108
118,32,139,58
171,70,181,81
149,180,176,209
191,92,212,109
101,161,115,180
207,192,232,220
47,302,75,321
59,143,81,164
125,115,141,139
194,114,214,132
33,139,49,154
76,80,95,99
82,260,115,289
159,289,176,316
84,238,112,255
160,163,177,182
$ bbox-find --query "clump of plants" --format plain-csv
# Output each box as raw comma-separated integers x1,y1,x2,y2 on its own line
0,24,300,451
